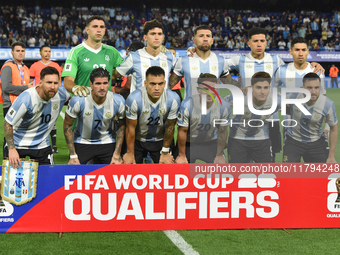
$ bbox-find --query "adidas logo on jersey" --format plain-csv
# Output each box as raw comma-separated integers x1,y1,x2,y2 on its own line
143,64,149,68
193,117,199,121
192,66,198,70
142,110,149,114
85,112,91,116
246,65,253,69
84,58,90,62
159,109,166,115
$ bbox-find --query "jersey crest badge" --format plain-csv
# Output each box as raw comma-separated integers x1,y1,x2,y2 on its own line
105,112,112,118
105,55,110,62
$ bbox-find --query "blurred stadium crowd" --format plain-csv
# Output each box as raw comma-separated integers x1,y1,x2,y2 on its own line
0,5,340,50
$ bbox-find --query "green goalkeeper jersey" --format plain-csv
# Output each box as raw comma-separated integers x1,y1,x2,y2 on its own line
62,42,123,89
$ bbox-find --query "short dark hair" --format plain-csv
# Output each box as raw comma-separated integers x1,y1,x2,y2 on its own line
251,71,271,86
248,27,267,39
90,68,110,83
143,19,163,35
303,73,320,85
86,15,105,27
40,44,51,52
194,25,212,36
11,42,26,51
291,37,308,48
197,73,218,84
127,41,144,52
146,66,165,78
40,66,60,80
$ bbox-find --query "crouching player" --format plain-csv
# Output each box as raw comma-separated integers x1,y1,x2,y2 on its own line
175,73,231,163
283,73,338,163
64,68,126,164
227,72,280,163
123,66,180,164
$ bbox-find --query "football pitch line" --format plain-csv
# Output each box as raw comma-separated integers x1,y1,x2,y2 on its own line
163,230,199,255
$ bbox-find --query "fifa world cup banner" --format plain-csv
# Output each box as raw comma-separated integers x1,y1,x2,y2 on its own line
0,163,340,233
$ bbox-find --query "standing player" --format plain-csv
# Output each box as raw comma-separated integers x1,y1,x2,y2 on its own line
227,72,280,163
275,37,326,95
113,19,176,92
4,66,70,168
62,15,123,96
63,68,125,164
176,73,231,163
283,73,338,163
169,25,236,99
30,45,63,153
123,66,180,164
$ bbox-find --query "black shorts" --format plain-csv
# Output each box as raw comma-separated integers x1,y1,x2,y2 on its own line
16,147,54,165
283,135,329,163
134,140,163,164
228,138,272,163
74,143,116,164
268,121,282,153
184,140,219,163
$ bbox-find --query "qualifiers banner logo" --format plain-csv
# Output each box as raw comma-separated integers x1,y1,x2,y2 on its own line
4,164,340,233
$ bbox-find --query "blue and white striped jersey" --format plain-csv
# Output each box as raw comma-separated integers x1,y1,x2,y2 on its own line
5,87,70,149
116,48,176,92
227,52,285,88
274,62,326,95
227,93,281,140
66,92,125,144
173,52,229,99
178,94,231,143
286,93,337,143
125,86,180,142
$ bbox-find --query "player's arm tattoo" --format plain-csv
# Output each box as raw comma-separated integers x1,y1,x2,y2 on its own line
125,118,138,154
169,72,182,90
220,74,240,87
163,118,177,148
114,118,126,157
4,120,16,150
63,113,77,155
216,125,228,156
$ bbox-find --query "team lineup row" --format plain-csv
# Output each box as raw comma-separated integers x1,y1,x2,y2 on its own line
0,15,338,170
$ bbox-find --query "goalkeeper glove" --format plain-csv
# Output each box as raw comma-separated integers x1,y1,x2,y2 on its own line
72,85,90,97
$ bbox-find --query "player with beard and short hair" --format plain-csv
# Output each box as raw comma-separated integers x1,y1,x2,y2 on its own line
282,73,338,163
169,25,237,99
4,66,70,168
